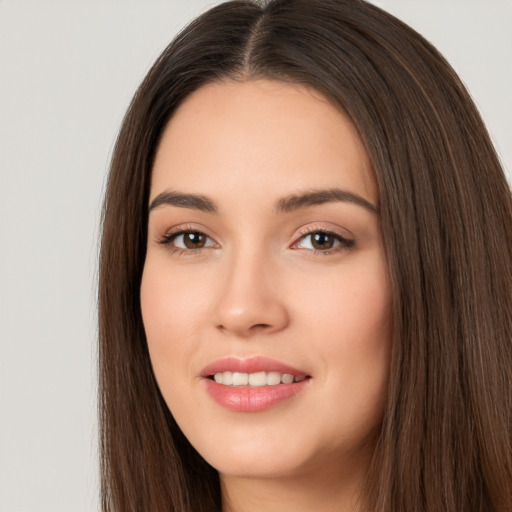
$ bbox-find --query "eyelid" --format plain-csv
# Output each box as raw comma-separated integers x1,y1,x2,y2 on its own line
156,223,209,238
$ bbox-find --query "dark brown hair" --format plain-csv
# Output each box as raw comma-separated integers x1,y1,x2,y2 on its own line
98,1,512,510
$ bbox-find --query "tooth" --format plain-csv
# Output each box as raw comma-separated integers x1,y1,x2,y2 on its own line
232,372,249,386
266,371,281,385
214,370,303,387
281,373,294,384
249,371,267,386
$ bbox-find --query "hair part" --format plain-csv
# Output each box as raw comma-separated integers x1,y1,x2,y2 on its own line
98,1,512,510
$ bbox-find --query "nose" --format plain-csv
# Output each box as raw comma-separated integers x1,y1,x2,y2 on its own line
213,249,290,338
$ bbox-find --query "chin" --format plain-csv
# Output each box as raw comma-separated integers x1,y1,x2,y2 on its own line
207,450,311,480
187,425,315,479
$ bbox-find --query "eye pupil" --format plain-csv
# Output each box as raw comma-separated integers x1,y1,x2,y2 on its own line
312,232,334,250
184,232,206,249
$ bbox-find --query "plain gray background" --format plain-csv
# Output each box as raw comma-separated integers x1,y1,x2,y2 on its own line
0,1,510,511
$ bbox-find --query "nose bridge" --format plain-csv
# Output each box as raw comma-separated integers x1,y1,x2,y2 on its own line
214,240,288,337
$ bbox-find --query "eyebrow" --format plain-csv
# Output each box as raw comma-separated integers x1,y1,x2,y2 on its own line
149,191,217,213
275,188,378,214
148,188,378,215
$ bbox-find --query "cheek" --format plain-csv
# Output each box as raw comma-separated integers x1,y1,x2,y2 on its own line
140,261,206,384
141,252,216,331
296,254,391,348
296,256,392,422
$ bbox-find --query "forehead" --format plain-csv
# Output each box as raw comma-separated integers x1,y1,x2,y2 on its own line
151,79,376,206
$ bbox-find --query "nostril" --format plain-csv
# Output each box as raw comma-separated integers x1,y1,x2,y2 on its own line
251,323,272,330
216,322,273,335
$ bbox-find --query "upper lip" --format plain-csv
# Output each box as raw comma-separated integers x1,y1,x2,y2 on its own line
200,356,309,378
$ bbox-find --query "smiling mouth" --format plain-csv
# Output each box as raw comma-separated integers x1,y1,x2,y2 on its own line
202,359,311,412
209,371,309,387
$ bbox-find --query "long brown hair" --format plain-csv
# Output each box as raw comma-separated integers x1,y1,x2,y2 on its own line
98,1,512,510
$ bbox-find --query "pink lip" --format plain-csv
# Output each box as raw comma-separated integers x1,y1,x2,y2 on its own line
200,357,311,412
200,356,307,377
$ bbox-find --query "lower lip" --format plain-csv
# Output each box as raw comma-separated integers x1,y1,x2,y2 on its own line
203,378,310,412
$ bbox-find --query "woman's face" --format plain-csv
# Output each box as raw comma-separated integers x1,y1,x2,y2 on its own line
141,80,391,481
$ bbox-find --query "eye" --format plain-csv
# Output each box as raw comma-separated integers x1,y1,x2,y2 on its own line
293,230,354,252
158,230,217,251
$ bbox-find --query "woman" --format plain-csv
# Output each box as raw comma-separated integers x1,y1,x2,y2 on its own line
98,0,512,510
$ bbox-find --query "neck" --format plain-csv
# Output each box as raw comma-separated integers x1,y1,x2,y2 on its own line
220,458,368,512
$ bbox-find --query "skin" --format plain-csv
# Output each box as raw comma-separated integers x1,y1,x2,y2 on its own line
140,80,392,512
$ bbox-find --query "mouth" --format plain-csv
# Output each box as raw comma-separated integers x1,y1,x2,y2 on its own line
201,357,311,412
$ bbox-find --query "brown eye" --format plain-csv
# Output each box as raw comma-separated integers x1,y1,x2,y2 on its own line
311,232,335,250
183,232,207,249
159,230,216,251
294,230,355,252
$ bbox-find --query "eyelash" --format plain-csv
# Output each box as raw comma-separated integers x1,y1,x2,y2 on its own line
156,226,355,256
